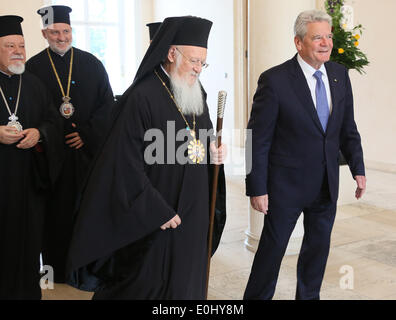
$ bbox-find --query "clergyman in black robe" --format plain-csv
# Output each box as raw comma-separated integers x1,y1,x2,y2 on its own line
66,16,226,300
25,5,115,283
0,15,63,300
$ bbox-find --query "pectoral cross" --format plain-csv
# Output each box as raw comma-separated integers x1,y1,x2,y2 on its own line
8,114,19,122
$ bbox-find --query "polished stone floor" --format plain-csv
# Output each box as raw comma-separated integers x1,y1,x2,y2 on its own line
42,168,396,300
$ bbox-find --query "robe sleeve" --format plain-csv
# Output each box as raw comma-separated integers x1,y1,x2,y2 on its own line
36,84,64,186
77,59,115,157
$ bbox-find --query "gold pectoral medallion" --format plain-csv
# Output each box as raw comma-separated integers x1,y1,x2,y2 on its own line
188,137,205,164
60,96,75,119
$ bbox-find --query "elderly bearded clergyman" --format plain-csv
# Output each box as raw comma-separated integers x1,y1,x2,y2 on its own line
0,15,63,300
66,16,227,300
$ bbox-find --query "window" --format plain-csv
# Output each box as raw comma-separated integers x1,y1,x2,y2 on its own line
51,0,138,95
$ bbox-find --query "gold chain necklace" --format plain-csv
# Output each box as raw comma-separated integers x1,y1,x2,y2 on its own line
154,69,196,138
47,47,75,119
154,69,205,164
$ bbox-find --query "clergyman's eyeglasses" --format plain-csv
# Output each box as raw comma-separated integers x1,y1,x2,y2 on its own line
176,47,209,69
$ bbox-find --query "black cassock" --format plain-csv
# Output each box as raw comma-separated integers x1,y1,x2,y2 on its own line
0,71,63,300
67,67,226,300
25,47,114,282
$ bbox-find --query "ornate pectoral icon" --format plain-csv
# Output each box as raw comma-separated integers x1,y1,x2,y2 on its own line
188,138,205,164
59,96,75,119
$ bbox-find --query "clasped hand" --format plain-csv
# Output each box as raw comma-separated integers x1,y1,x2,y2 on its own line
0,126,40,149
65,123,84,150
161,214,181,231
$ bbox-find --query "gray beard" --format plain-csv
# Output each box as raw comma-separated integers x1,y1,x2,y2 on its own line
8,63,25,75
169,73,204,116
50,44,72,56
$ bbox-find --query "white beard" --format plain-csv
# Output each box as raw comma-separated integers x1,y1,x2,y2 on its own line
169,70,204,116
8,62,25,75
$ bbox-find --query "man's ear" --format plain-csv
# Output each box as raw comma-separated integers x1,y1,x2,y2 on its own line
167,46,177,63
294,36,302,51
41,29,47,40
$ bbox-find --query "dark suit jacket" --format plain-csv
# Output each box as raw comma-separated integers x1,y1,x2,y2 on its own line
246,55,365,207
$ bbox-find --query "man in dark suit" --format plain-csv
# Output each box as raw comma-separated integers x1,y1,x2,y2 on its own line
244,10,366,300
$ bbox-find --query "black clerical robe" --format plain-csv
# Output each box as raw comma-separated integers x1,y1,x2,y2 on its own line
25,47,114,282
0,71,63,300
67,67,226,300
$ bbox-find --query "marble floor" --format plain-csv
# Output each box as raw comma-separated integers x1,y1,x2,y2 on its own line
42,168,396,300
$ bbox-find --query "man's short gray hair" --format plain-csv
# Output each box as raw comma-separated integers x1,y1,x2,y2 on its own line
294,10,333,39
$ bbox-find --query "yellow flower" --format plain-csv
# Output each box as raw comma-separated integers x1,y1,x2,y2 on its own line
338,48,345,54
354,34,360,40
354,41,359,47
342,24,347,29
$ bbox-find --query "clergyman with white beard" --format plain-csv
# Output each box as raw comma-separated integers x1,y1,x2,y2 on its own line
0,15,63,300
65,16,227,300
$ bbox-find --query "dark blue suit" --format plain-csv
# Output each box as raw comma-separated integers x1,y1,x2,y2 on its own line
244,55,365,300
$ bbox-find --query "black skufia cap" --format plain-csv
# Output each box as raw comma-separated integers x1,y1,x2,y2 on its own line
0,15,24,37
37,5,72,28
146,22,162,41
173,16,212,48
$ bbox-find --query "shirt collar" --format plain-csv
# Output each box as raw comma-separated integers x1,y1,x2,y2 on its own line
160,64,170,78
297,54,327,79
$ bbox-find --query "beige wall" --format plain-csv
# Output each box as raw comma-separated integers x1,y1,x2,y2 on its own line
345,0,396,171
0,0,47,59
234,0,248,146
138,0,154,58
248,0,316,113
318,0,396,171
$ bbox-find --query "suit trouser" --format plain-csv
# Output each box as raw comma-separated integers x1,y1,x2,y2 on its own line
244,182,337,300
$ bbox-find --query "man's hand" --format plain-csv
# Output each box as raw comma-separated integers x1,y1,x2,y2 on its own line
251,195,269,215
65,123,84,150
17,128,40,149
210,141,227,165
0,125,24,145
161,214,182,231
355,175,366,200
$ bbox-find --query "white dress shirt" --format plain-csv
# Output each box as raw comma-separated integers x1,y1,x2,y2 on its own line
297,54,333,114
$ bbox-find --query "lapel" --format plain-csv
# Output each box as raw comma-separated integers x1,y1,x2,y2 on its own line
324,62,341,133
289,55,324,135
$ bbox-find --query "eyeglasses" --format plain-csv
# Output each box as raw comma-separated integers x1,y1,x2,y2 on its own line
175,47,209,69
